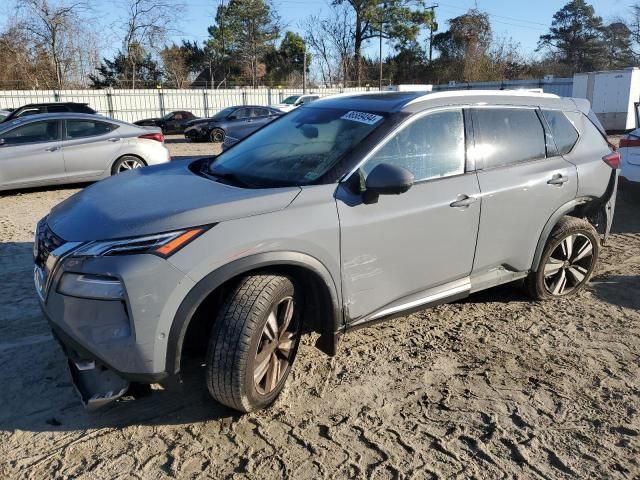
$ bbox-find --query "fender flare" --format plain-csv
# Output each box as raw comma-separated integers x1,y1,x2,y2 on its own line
165,251,342,374
531,197,592,271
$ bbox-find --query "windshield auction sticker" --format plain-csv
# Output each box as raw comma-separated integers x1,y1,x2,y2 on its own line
340,111,383,125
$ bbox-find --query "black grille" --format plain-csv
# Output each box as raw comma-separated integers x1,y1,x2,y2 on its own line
34,218,64,268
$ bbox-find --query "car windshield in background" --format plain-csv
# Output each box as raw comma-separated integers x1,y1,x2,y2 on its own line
282,96,300,105
206,107,387,188
211,107,235,120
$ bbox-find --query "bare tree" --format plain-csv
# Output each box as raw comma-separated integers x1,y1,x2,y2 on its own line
17,0,91,88
118,0,180,88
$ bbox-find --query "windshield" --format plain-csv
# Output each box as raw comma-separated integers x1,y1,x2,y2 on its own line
205,107,386,187
210,107,235,120
161,112,174,120
282,96,300,105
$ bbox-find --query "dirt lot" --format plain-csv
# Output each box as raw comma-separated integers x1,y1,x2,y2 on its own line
1,137,639,479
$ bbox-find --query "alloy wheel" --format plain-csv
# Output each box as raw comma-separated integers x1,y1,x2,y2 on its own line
543,233,594,296
117,158,143,172
254,296,297,395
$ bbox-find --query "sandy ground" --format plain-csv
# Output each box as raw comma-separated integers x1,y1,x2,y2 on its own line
1,137,639,479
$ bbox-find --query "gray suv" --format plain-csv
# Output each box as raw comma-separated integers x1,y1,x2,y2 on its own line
35,91,618,412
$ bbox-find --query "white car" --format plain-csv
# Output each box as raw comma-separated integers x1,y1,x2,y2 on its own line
270,94,320,112
619,129,640,186
0,113,170,191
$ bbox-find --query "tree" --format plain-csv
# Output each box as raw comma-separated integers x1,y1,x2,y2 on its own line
332,0,435,85
207,0,280,87
264,31,311,85
432,9,493,82
602,22,635,69
537,0,607,74
17,0,93,88
90,45,162,88
160,43,192,88
119,0,180,88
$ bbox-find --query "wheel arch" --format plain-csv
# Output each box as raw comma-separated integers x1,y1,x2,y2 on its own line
166,252,343,375
531,196,601,272
111,153,147,175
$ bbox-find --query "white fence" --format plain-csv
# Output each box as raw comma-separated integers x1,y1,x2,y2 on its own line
0,78,575,123
0,87,373,123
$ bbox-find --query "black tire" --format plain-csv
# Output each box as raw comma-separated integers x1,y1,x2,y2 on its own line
206,275,301,412
209,128,225,143
525,216,600,300
111,155,146,175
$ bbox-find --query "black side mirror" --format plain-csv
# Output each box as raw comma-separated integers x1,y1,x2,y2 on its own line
228,115,237,121
363,163,414,204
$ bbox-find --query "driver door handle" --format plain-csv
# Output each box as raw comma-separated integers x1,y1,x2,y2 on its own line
547,174,569,186
45,146,60,152
450,194,477,208
107,137,121,142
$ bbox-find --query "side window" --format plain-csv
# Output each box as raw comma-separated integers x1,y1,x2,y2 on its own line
474,108,546,168
66,120,115,139
0,120,60,145
542,110,579,155
233,108,250,119
253,108,269,117
173,112,183,120
363,110,466,182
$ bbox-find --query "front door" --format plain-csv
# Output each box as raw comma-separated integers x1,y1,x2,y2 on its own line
0,119,64,188
470,107,578,274
336,108,481,322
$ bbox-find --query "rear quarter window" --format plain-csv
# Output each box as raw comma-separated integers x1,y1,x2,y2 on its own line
474,108,546,169
542,110,579,155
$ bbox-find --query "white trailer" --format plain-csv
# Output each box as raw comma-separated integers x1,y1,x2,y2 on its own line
573,68,640,132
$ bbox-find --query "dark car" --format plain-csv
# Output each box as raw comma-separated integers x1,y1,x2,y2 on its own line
184,105,282,143
133,110,198,134
1,102,96,123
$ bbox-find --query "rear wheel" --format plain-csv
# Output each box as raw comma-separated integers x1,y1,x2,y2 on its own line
112,155,145,174
205,275,301,412
526,217,599,300
209,128,225,143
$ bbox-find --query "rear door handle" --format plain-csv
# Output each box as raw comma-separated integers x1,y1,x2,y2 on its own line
45,146,60,152
107,137,121,142
450,194,477,208
547,174,569,186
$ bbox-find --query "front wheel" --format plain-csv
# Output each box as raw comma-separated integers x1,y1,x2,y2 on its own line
205,275,301,412
526,217,599,300
209,128,225,143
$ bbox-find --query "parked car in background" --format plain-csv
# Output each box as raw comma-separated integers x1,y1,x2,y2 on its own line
134,110,198,134
0,109,13,122
35,91,617,413
619,130,640,189
184,105,282,142
270,94,320,112
1,102,96,123
0,113,170,191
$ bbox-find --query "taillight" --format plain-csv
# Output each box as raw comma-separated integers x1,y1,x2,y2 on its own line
138,132,164,143
602,151,620,169
618,137,640,148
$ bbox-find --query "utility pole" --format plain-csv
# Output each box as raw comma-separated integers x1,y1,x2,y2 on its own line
303,40,307,94
427,4,438,64
379,3,386,90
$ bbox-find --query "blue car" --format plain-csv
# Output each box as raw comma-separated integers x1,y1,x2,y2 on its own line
184,105,282,143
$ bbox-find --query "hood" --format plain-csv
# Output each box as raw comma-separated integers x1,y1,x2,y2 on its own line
48,161,301,242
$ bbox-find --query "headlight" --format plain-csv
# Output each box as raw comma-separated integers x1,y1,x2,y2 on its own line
71,227,208,258
58,273,125,300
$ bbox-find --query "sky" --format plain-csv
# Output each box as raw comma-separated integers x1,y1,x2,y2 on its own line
1,0,631,62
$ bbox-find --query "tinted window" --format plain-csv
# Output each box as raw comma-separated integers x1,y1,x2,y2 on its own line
475,108,546,168
253,108,270,117
363,110,466,182
234,108,251,119
47,105,69,113
542,110,579,155
0,120,59,144
173,112,183,120
66,120,115,139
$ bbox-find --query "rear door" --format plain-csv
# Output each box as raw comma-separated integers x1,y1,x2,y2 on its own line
471,107,578,274
0,119,64,188
62,119,122,179
337,108,481,322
